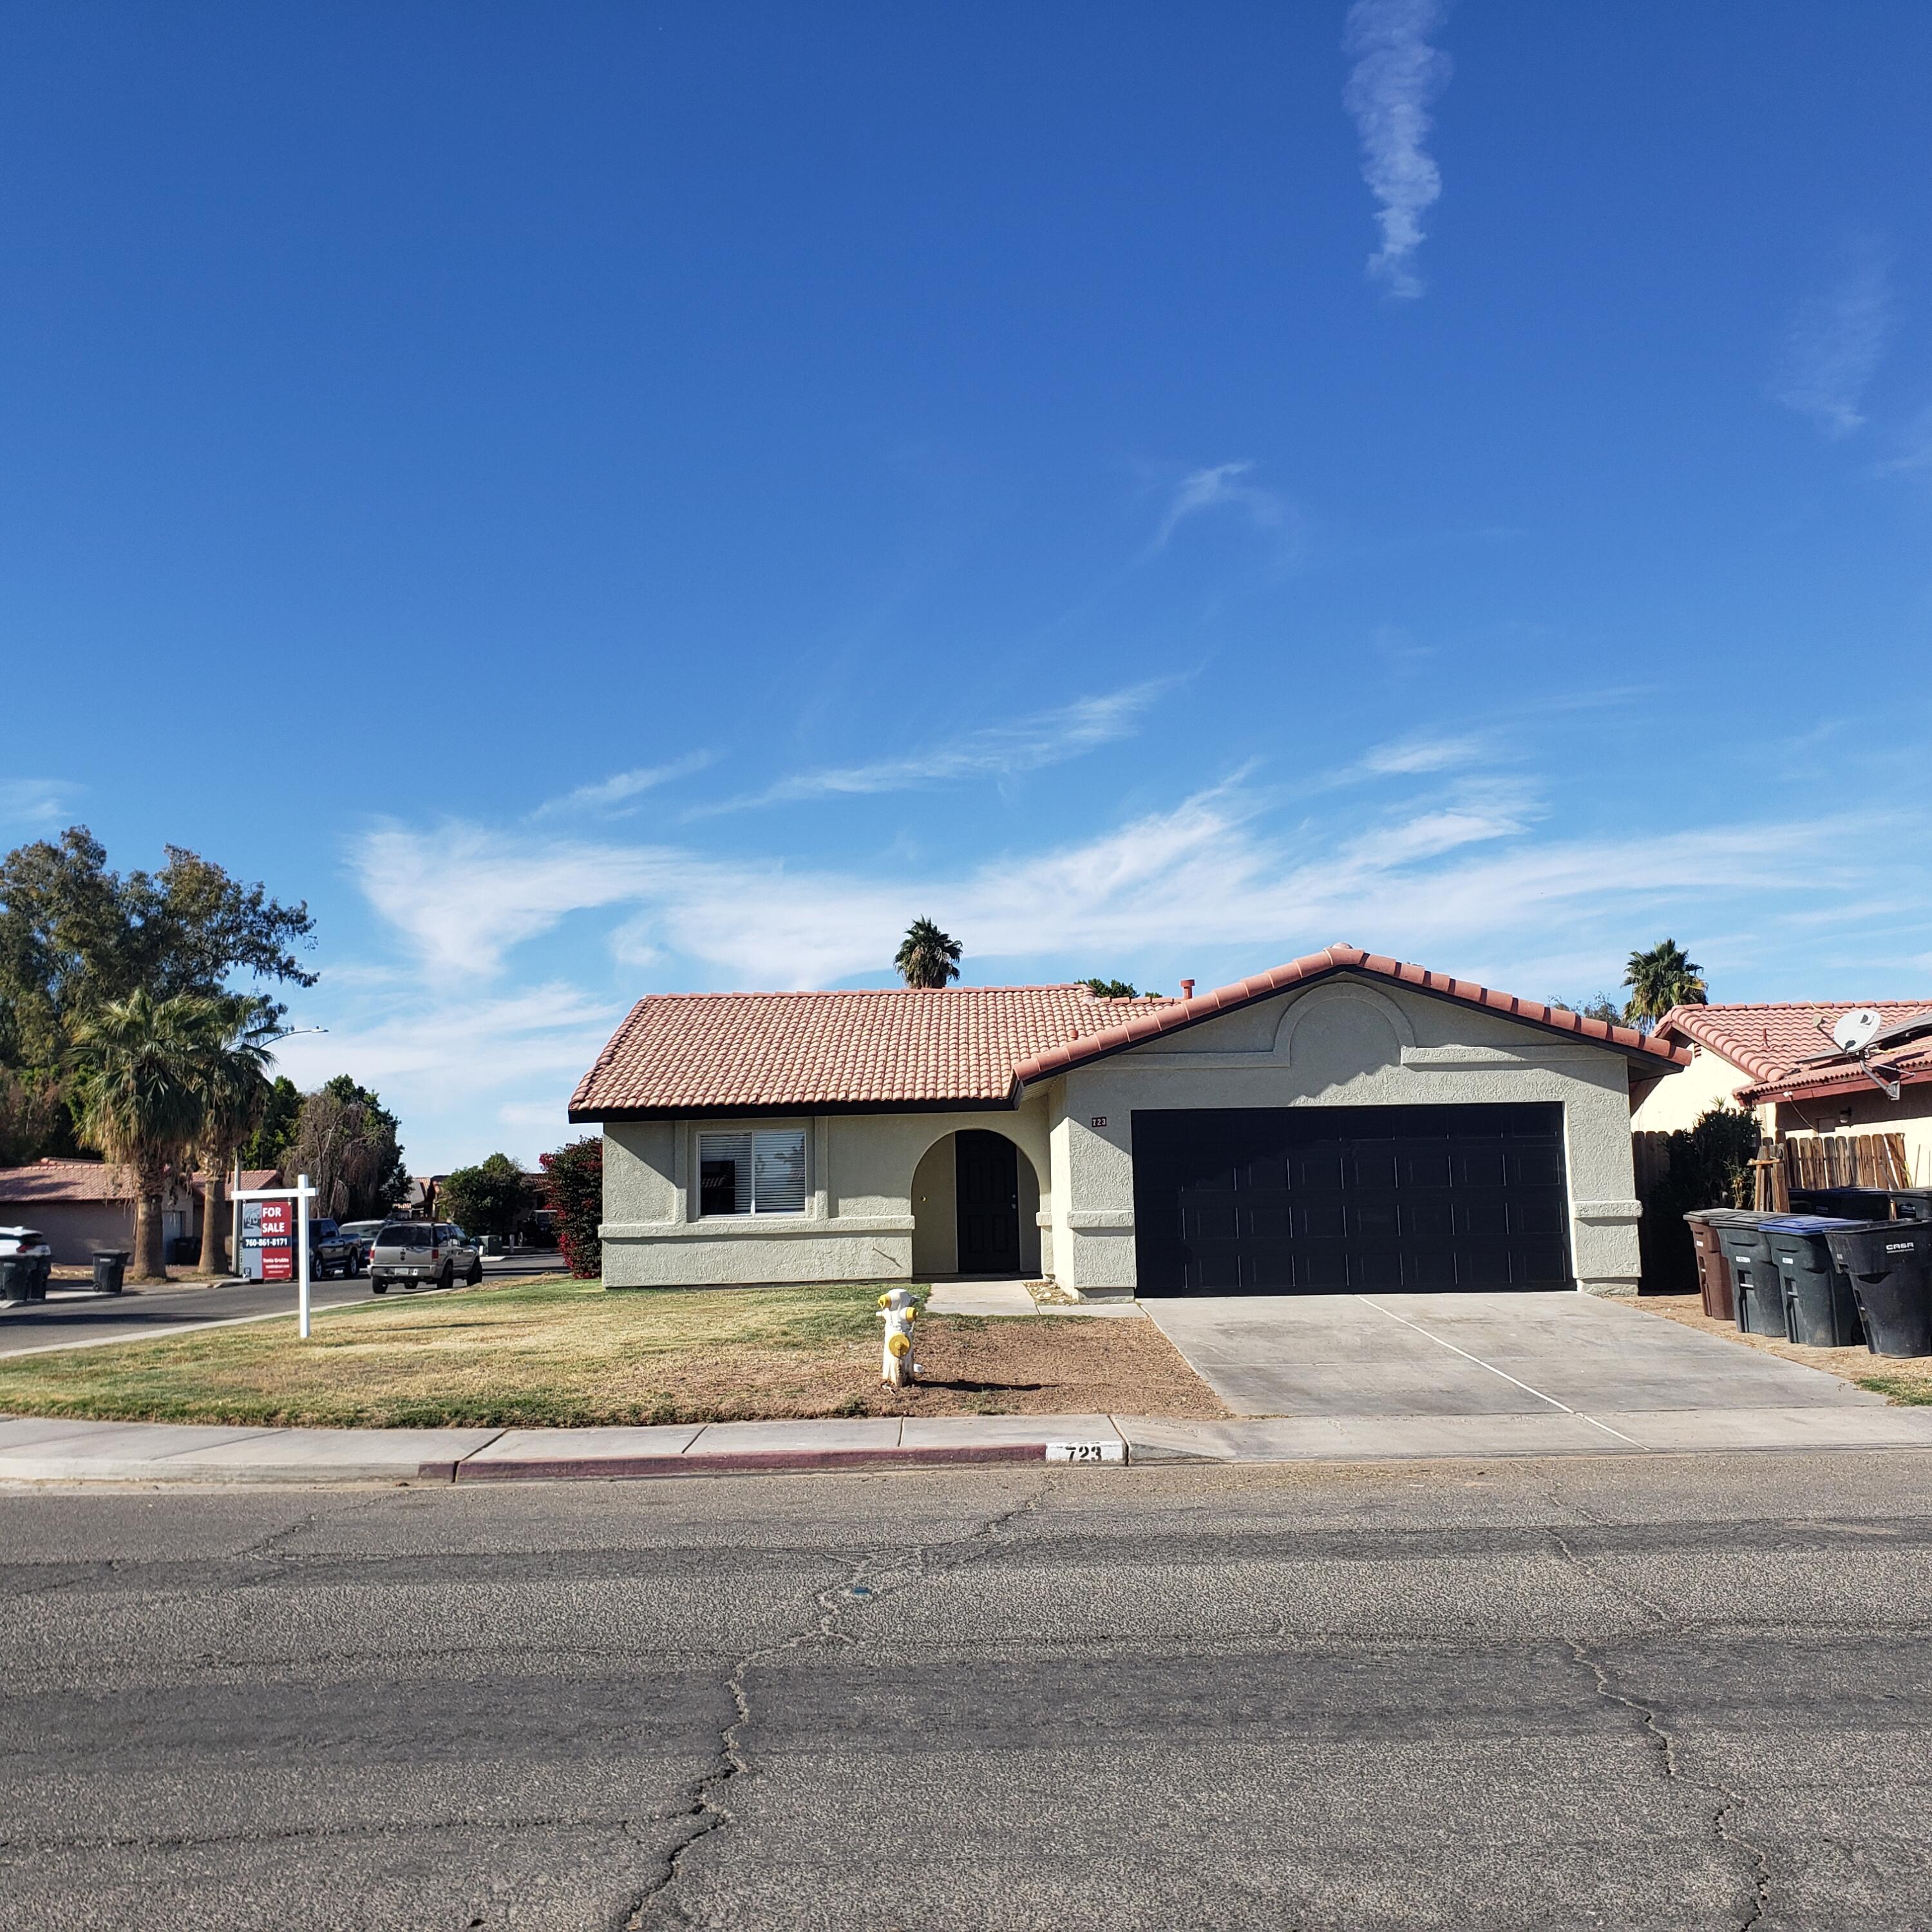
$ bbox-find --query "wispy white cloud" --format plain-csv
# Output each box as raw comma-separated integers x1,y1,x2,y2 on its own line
1343,0,1452,300
532,750,714,819
0,777,83,829
1151,462,1300,553
355,779,1878,998
329,770,1931,1167
1772,248,1893,438
1354,731,1487,777
687,679,1180,819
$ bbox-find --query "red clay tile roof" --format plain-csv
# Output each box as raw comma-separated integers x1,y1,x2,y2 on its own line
0,1159,133,1204
571,985,1174,1116
571,945,1685,1118
1010,944,1687,1084
1654,1005,1932,1097
1660,1001,1932,1103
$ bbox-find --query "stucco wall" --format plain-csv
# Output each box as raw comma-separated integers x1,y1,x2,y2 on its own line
909,1137,956,1276
1047,974,1649,1298
1629,1042,1749,1134
601,1101,1052,1288
1772,1086,1932,1189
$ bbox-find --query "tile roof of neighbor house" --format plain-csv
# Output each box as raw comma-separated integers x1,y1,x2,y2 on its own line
1660,1000,1932,1103
0,1159,134,1204
569,944,1687,1119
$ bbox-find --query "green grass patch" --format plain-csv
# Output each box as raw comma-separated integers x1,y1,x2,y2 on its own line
1856,1374,1932,1406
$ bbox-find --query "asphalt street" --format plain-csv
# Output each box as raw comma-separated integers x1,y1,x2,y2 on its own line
0,1253,567,1358
5,1453,1932,1930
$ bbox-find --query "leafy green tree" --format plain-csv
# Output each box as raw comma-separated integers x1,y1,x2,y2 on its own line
0,1067,68,1167
194,999,277,1273
1082,978,1139,999
282,1077,408,1222
1622,940,1707,1033
541,1135,603,1279
68,989,227,1280
0,828,316,1163
238,1076,302,1175
894,918,961,989
440,1153,535,1241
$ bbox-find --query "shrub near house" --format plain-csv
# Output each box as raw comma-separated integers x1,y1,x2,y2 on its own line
542,1137,602,1279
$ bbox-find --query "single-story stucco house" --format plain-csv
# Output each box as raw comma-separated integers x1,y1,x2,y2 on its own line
1631,999,1932,1183
569,944,1688,1300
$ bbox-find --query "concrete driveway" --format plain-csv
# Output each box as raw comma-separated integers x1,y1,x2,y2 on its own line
1141,1291,1882,1421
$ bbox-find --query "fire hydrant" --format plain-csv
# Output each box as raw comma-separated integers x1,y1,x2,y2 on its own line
877,1287,920,1388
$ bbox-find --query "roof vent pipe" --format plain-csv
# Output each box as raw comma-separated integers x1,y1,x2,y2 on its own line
1180,980,1195,1000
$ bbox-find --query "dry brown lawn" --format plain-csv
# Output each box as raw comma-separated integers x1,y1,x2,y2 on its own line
0,1275,1223,1428
1629,1293,1932,1405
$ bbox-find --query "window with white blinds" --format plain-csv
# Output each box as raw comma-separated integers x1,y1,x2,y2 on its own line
697,1129,808,1217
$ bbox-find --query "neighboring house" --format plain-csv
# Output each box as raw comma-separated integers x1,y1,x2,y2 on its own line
1633,1001,1932,1184
0,1159,202,1265
569,944,1687,1300
401,1175,446,1220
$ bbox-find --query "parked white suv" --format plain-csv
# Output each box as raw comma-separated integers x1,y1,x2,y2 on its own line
367,1222,483,1294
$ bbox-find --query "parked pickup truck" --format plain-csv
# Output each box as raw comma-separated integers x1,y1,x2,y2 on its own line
307,1217,361,1279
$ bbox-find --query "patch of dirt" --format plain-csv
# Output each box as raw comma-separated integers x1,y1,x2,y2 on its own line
1630,1293,1932,1403
629,1317,1227,1423
867,1314,1226,1418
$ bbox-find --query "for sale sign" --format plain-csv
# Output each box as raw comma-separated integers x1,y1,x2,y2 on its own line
242,1198,297,1283
258,1200,294,1281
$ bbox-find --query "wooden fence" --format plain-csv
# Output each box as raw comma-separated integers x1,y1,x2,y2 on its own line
1633,1128,1915,1293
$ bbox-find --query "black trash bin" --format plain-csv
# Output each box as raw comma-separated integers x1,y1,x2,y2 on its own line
1824,1222,1932,1358
1714,1220,1785,1336
1,1255,47,1302
1761,1215,1866,1347
1887,1189,1932,1224
91,1250,128,1294
1790,1186,1894,1222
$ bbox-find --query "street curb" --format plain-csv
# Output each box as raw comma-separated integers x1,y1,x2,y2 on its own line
446,1442,1056,1482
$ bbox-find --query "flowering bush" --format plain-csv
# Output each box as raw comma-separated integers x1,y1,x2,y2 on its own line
540,1135,603,1280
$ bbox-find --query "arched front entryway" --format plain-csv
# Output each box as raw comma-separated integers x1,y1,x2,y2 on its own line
911,1130,1043,1277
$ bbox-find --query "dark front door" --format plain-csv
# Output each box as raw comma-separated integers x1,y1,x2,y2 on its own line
956,1130,1021,1274
1132,1103,1571,1294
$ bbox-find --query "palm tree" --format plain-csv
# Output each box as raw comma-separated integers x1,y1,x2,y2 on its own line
194,998,276,1273
69,989,225,1280
894,918,962,989
1622,940,1708,1033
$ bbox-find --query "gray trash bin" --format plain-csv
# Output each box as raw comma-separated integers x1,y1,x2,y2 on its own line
1761,1215,1866,1347
91,1250,129,1294
1714,1220,1784,1336
2,1255,47,1302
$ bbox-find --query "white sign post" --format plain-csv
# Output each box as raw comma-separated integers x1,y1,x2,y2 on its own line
232,1174,319,1338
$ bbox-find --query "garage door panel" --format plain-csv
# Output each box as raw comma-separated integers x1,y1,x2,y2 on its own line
1132,1104,1573,1296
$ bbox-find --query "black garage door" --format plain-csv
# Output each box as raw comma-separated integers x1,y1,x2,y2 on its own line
1132,1103,1571,1294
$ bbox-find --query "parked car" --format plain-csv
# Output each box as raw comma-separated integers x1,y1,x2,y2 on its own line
336,1220,388,1272
368,1221,482,1294
0,1227,53,1301
307,1217,360,1279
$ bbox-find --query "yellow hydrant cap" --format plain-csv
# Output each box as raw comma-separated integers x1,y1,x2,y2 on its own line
887,1331,911,1358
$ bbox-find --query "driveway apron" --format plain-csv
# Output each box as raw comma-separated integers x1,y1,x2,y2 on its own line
1140,1290,1885,1419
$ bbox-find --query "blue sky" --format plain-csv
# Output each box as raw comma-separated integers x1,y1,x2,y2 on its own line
5,3,1930,1170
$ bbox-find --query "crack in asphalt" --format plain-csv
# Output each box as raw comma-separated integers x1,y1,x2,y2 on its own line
1566,1640,1772,1932
620,1473,1050,1932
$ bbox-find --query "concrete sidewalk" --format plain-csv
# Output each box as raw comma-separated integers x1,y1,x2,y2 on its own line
4,1399,1932,1485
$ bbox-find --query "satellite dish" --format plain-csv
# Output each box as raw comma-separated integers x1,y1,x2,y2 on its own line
1832,1008,1883,1054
